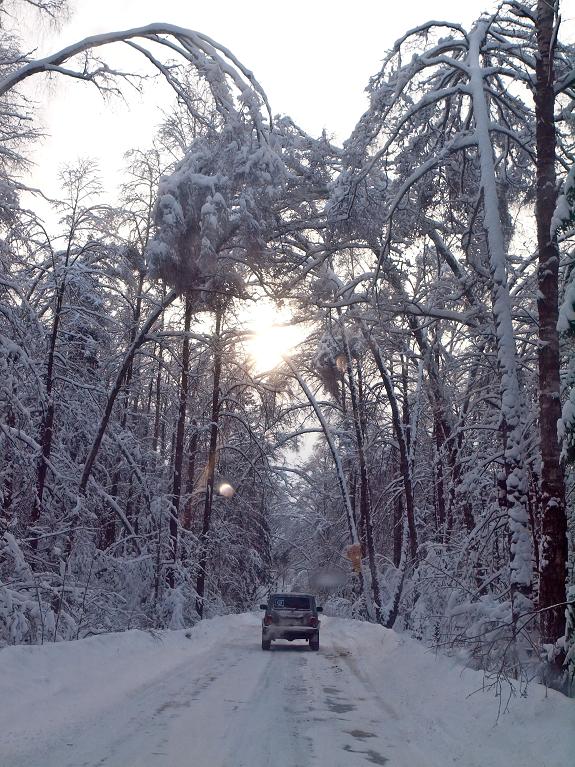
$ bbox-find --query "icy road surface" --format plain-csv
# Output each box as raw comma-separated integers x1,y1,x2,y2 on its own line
1,613,573,767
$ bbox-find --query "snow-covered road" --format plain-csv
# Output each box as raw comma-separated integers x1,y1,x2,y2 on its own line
1,613,573,767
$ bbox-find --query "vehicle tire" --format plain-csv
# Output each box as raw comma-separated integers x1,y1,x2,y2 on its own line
309,633,319,651
262,635,272,650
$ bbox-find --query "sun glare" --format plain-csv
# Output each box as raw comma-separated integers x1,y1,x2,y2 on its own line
245,304,305,373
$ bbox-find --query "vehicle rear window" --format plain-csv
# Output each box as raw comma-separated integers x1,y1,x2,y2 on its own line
272,595,311,610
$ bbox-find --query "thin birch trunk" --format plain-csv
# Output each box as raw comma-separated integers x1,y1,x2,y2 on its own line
284,357,376,621
468,21,533,620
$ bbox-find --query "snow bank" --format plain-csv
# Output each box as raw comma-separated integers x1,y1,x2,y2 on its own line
325,616,575,766
0,613,255,747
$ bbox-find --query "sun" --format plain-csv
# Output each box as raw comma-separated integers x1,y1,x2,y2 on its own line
244,303,305,373
247,325,298,372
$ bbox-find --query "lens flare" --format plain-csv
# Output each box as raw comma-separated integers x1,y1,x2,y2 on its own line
218,482,235,498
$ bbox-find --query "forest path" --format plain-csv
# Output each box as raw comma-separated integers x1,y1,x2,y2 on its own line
1,614,573,767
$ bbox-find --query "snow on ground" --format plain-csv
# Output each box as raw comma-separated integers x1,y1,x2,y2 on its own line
0,613,573,767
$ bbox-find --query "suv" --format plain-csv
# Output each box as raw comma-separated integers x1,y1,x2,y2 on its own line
259,593,322,651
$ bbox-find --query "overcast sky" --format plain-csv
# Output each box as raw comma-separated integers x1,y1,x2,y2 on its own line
21,0,574,201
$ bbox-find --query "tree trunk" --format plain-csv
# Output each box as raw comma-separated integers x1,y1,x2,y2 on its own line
342,327,384,623
434,419,446,531
79,290,177,495
196,307,223,618
32,281,65,537
183,426,199,531
375,258,464,536
152,352,163,454
167,296,193,587
149,287,167,455
365,333,418,560
104,272,146,550
534,0,568,651
393,495,403,568
2,409,15,525
468,21,533,620
284,358,376,621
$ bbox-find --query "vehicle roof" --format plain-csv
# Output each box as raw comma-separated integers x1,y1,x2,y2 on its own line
269,592,315,598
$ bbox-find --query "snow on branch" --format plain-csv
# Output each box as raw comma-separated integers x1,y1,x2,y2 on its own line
145,123,288,297
0,23,272,135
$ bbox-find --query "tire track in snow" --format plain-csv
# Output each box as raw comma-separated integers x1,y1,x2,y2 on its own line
4,640,248,767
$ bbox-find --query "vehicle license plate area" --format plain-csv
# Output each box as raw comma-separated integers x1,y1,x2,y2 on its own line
278,615,304,626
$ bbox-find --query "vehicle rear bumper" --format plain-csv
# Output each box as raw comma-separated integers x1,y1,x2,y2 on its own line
263,626,318,641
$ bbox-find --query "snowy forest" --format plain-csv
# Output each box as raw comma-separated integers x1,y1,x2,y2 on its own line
1,0,574,696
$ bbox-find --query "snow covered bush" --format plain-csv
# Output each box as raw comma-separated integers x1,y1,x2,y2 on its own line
0,533,63,645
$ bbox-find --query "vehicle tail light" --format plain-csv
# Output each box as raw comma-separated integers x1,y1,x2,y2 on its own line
264,615,273,626
307,615,319,628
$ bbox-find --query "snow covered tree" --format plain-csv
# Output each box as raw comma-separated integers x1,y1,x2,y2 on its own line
532,0,569,673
